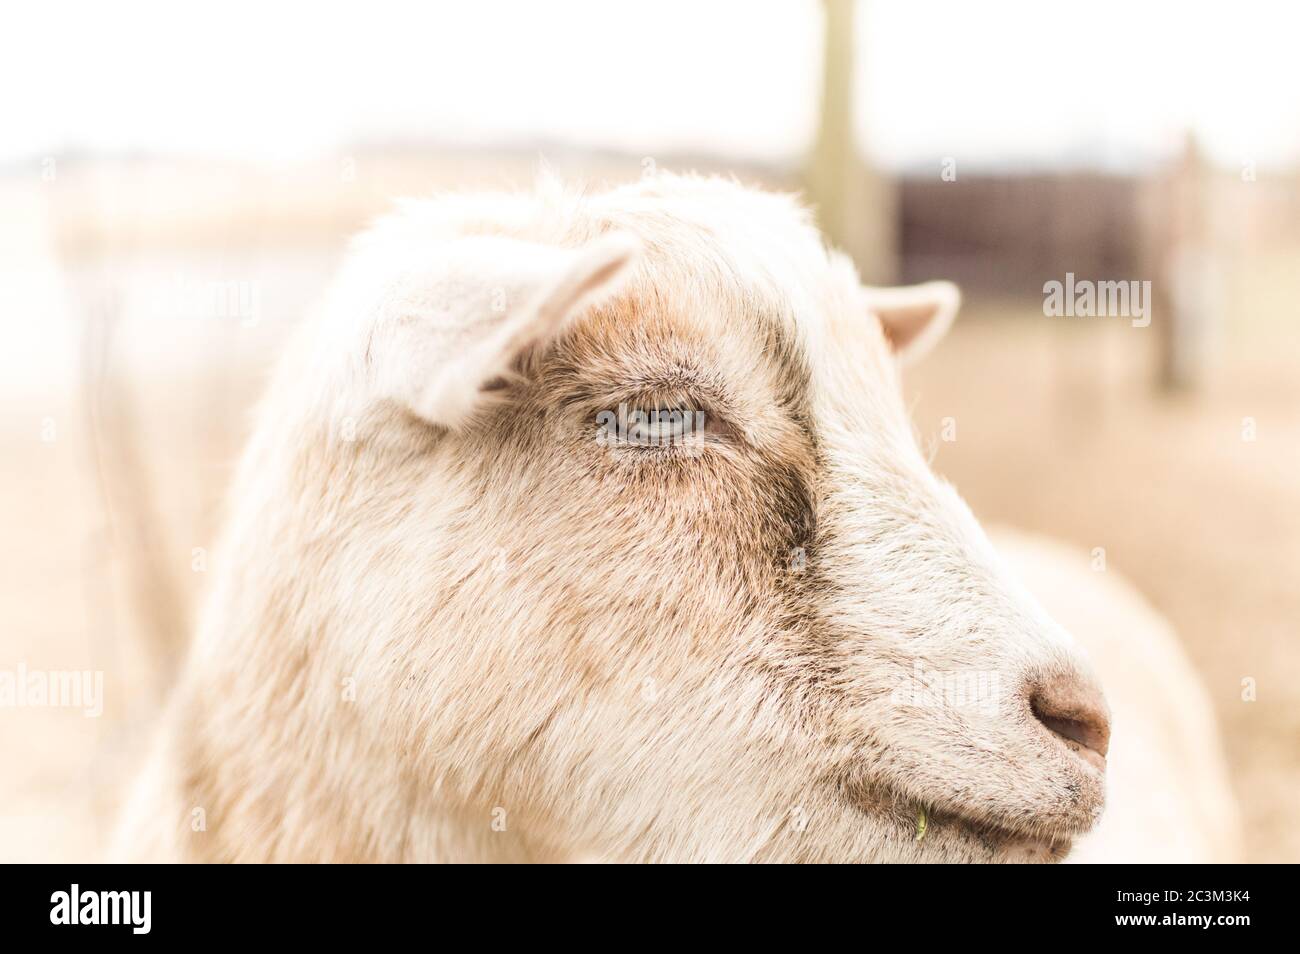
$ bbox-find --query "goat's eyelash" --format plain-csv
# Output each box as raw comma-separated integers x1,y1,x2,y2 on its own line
590,392,731,451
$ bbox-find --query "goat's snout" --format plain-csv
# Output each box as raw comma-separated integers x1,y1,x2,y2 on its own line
1029,673,1111,772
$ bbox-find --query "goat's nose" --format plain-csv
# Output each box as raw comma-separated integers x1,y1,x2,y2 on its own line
1029,673,1111,771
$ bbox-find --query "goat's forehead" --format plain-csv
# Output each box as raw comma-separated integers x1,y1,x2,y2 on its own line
546,195,907,436
560,251,822,421
583,188,852,365
390,177,884,392
593,181,837,318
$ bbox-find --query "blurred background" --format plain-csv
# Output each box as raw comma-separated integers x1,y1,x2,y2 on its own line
2,0,1297,861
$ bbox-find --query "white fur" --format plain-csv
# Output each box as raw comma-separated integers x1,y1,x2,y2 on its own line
113,174,1237,863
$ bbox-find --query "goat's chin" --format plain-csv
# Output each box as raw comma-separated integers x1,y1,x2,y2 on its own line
861,807,1080,863
922,807,1079,863
840,778,1096,863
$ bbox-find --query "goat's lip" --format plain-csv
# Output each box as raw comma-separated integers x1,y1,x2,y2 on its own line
1045,727,1108,773
925,805,1076,862
843,782,1085,862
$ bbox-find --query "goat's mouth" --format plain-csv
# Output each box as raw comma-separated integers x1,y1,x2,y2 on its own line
842,780,1085,862
919,804,1077,862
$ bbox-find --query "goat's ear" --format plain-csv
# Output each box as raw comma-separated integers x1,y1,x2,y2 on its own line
385,233,638,428
866,280,961,366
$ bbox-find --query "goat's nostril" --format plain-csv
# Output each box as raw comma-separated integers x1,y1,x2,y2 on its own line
1029,674,1111,769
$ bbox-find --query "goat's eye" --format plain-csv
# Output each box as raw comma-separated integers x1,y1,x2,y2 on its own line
627,408,693,445
594,404,720,449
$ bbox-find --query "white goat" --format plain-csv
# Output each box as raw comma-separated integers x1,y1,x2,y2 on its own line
115,174,1237,863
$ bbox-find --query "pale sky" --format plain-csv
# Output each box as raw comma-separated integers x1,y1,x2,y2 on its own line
4,0,1300,171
